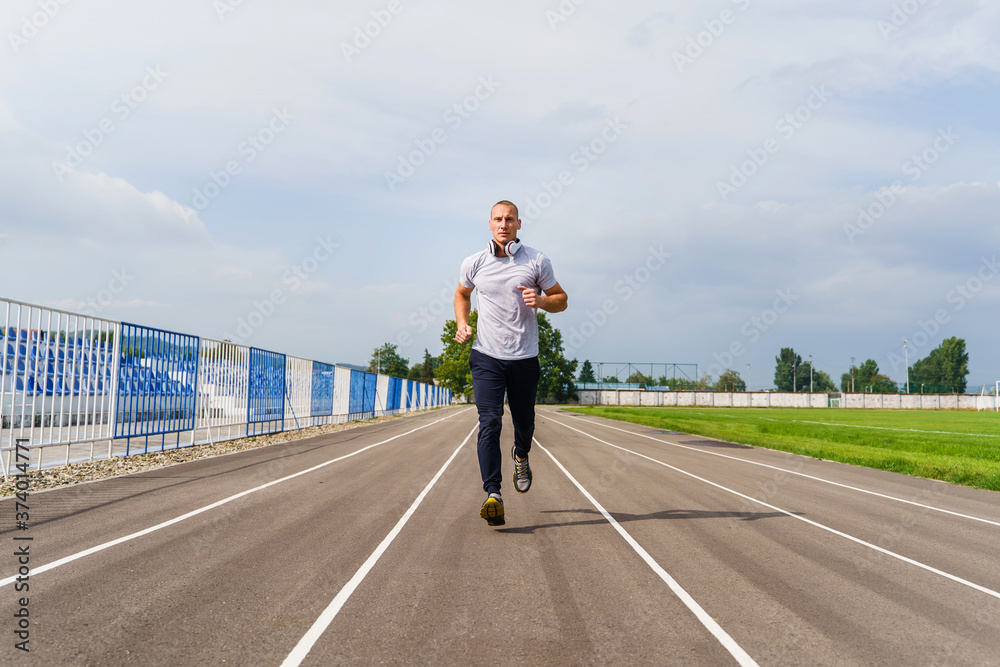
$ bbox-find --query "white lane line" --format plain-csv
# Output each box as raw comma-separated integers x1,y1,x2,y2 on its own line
281,423,477,667
793,419,1000,438
0,408,471,588
545,415,1000,602
535,438,759,667
628,408,1000,437
545,410,1000,528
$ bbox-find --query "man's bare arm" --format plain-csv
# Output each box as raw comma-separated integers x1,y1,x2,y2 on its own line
517,281,568,313
454,284,474,343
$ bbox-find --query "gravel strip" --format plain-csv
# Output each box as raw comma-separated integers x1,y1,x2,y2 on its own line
0,409,441,497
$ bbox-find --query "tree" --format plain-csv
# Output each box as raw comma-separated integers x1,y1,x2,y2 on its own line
774,347,802,392
712,369,746,392
854,359,897,393
671,375,713,390
810,369,837,393
408,348,438,383
910,337,969,393
436,311,478,400
787,360,836,392
602,376,620,384
841,365,858,393
537,313,578,403
368,342,408,378
578,360,597,384
856,359,879,386
625,371,653,387
421,349,438,383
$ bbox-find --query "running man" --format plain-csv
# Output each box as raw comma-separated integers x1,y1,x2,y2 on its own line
454,200,568,526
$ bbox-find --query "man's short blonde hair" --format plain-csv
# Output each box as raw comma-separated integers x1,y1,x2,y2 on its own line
491,200,519,219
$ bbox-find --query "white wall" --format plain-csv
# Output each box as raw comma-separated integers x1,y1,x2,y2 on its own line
578,390,998,410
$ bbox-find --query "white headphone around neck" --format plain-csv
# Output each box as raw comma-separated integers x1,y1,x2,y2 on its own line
488,238,522,257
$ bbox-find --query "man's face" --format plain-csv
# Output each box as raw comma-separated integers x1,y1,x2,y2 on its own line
489,204,521,245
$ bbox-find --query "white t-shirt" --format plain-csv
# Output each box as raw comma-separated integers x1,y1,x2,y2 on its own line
459,245,557,360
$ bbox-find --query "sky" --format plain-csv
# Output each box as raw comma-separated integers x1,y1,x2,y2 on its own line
1,0,998,391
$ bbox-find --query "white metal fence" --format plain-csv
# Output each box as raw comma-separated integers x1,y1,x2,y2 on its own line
0,297,451,478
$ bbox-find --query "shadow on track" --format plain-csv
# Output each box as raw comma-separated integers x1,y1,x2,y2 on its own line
675,439,753,450
496,507,802,534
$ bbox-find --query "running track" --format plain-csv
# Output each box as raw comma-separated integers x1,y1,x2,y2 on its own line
2,406,998,665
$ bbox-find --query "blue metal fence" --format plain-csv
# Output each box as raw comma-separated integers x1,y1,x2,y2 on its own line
348,369,366,416
115,323,200,453
387,377,401,412
311,361,335,417
247,348,286,436
1,295,453,475
363,372,377,416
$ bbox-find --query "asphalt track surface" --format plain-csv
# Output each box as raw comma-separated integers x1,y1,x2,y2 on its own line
2,406,998,666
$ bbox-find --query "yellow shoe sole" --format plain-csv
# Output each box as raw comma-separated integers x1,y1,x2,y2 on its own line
480,496,505,526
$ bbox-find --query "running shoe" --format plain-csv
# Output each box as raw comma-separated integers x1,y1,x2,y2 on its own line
480,493,505,526
511,445,532,494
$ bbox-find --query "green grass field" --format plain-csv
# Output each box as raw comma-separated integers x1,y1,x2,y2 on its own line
563,406,1000,492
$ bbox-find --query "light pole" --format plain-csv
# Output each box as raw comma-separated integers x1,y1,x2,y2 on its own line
850,356,855,393
903,339,909,394
747,363,750,392
809,354,813,393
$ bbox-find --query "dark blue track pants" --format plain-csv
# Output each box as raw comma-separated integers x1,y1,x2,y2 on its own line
469,349,541,495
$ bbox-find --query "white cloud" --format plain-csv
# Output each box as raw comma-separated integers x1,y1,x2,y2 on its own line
0,99,18,132
2,0,998,381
